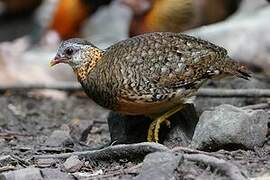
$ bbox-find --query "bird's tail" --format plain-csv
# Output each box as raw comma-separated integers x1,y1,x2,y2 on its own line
222,57,251,80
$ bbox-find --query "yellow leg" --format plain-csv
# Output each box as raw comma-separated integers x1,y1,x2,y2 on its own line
147,105,184,143
147,119,169,142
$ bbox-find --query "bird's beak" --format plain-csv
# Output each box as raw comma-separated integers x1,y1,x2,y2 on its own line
49,55,67,67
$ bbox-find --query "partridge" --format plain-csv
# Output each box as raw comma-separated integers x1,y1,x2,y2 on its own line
123,0,241,36
50,32,250,142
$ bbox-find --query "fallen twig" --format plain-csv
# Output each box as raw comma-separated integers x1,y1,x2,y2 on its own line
0,166,16,173
183,153,248,180
1,83,270,98
173,146,249,180
11,146,32,151
10,155,30,167
241,103,270,110
172,146,224,159
0,132,32,138
34,142,169,160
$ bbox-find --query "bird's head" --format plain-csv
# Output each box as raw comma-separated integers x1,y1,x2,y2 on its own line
50,38,103,70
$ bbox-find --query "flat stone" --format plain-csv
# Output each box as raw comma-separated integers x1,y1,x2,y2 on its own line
41,168,74,180
191,104,268,151
36,158,56,168
45,130,73,147
63,155,84,173
108,104,198,145
0,167,42,180
135,152,182,180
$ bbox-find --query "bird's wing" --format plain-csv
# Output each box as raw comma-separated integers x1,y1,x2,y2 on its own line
102,32,227,98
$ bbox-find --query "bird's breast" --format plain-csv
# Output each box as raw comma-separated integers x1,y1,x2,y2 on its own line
80,76,118,110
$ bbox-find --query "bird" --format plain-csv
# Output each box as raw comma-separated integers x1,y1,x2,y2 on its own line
50,32,251,142
48,0,113,39
123,0,241,36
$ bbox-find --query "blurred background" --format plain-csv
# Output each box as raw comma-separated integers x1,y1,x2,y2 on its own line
0,0,269,86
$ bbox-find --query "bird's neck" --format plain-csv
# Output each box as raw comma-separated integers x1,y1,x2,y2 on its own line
74,48,104,82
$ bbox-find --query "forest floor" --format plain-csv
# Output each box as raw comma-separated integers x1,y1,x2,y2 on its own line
0,88,269,180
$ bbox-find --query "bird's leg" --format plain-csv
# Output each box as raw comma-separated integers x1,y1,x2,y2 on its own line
148,118,171,140
147,120,167,142
147,105,184,142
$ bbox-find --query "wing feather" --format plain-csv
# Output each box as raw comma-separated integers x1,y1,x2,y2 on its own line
100,32,227,101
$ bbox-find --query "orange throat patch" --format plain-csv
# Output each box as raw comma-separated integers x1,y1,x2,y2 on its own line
74,48,104,82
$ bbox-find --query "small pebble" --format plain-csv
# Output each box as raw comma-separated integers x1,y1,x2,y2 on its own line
36,158,56,168
63,155,84,173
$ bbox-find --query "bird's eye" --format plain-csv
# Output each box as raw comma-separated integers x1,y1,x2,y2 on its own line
65,48,74,56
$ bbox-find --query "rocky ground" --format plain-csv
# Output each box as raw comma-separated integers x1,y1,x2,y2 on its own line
0,78,269,180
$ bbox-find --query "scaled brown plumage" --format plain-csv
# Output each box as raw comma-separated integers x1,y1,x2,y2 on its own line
50,32,251,142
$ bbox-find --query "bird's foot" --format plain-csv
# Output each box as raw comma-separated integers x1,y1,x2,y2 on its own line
147,117,170,142
147,105,184,143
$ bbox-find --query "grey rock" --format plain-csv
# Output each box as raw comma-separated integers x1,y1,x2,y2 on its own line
0,168,42,180
135,152,182,180
108,112,151,144
63,155,84,173
192,104,268,151
163,104,199,148
45,130,73,147
41,168,74,180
